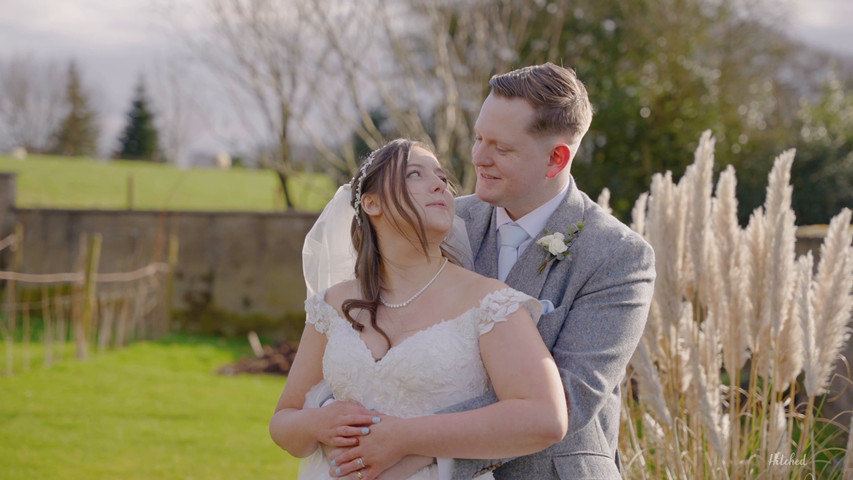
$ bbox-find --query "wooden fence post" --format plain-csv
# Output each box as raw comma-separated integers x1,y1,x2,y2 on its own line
54,294,67,363
165,235,179,335
76,233,102,360
42,285,53,367
97,296,112,353
2,223,24,375
127,174,135,210
22,293,30,371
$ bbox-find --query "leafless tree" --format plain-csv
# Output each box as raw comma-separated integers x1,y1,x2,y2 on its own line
158,0,349,208
0,56,66,153
150,58,207,167
156,0,561,196
308,0,561,191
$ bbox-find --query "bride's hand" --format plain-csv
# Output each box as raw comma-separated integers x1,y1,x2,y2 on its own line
314,401,379,448
329,414,408,479
336,455,434,480
321,445,351,465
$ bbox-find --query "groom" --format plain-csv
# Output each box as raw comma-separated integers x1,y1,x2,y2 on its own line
445,62,655,479
329,63,655,479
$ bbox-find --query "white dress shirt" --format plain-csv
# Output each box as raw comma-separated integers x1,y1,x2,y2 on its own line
495,182,571,258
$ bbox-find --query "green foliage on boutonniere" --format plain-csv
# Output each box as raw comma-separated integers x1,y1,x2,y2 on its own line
536,222,584,274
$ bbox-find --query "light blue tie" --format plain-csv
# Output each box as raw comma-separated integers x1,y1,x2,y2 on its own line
497,223,529,282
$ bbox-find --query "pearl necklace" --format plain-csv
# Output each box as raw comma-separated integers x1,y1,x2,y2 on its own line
380,258,448,308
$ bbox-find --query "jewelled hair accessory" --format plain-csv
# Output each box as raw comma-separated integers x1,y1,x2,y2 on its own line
353,150,378,226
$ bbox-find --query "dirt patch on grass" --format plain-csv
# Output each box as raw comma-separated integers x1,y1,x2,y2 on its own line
217,340,299,376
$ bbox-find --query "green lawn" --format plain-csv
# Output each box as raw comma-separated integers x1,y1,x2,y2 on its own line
0,154,336,212
0,335,300,479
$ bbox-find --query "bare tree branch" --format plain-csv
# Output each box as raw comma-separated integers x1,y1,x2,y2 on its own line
0,56,66,153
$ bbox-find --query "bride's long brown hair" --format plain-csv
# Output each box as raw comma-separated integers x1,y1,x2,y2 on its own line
343,139,460,348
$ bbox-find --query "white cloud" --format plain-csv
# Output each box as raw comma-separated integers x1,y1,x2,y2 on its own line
794,0,853,28
0,0,168,53
790,0,853,57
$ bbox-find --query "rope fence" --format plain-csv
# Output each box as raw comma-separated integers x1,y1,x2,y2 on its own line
1,224,179,375
0,233,15,252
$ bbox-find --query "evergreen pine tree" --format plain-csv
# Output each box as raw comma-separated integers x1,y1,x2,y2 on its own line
117,77,160,161
52,62,99,157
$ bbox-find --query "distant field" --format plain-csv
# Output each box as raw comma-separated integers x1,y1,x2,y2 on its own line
0,154,337,212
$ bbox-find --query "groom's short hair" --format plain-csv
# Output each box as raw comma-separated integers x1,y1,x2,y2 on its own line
489,63,593,146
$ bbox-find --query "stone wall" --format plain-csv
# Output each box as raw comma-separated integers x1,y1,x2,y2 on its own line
0,173,318,340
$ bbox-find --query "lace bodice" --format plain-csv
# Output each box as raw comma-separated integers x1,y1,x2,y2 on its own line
305,287,541,419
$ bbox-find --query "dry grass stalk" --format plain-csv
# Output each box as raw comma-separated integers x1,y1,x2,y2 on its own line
807,208,853,397
762,151,797,383
597,188,612,216
631,192,649,239
745,208,771,377
622,131,853,479
630,336,673,428
691,312,728,459
712,166,751,373
646,171,689,355
798,252,817,395
687,130,715,297
844,413,853,478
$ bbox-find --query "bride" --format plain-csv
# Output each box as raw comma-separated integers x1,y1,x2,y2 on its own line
269,139,567,480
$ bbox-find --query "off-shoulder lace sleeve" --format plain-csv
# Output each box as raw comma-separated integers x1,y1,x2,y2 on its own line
476,288,544,336
304,292,334,334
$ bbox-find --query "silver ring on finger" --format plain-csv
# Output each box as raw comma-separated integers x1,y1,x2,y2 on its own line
357,457,365,469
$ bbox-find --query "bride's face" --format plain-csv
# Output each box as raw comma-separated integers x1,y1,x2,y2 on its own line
401,147,455,238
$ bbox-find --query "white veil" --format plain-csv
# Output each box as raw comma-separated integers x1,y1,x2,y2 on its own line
302,185,359,298
299,184,473,480
302,184,474,298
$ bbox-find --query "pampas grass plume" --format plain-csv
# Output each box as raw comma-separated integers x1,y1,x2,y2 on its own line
620,133,850,478
629,337,673,427
798,252,819,397
631,192,648,238
597,188,612,216
807,208,853,397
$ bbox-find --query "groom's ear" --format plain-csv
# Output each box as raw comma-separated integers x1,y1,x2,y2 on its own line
545,144,571,178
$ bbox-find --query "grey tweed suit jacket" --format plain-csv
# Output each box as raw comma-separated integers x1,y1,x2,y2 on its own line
448,176,655,480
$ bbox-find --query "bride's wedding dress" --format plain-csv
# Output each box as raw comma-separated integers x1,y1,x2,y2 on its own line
296,287,541,480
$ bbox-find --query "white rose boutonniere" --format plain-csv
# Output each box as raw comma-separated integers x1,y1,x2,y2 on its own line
536,222,584,274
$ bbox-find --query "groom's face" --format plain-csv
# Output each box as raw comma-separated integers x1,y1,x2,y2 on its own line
472,93,555,220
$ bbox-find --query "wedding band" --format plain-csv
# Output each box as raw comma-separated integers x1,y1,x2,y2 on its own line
357,457,366,469
356,471,364,479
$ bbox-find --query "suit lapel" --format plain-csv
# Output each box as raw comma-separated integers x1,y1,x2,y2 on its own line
506,177,587,299
464,201,498,279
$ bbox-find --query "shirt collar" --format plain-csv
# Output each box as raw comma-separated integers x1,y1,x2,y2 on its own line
495,182,570,239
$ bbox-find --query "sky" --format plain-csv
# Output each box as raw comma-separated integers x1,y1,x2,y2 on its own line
0,0,851,160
